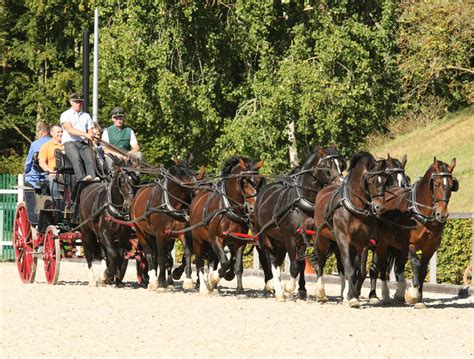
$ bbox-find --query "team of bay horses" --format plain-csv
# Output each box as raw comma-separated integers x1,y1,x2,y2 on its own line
78,145,458,308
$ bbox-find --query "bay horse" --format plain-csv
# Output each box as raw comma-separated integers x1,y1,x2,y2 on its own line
79,167,138,286
313,152,388,308
254,145,345,301
188,157,264,294
130,158,204,291
368,157,458,307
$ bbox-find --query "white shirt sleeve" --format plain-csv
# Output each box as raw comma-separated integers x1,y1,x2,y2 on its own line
101,129,109,143
130,130,138,147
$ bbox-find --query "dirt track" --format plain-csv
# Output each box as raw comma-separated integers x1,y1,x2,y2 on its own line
1,261,473,358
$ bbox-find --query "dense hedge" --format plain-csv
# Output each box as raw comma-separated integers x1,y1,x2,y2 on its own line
437,218,472,285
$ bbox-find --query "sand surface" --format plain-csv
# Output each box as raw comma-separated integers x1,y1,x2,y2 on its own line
1,261,473,358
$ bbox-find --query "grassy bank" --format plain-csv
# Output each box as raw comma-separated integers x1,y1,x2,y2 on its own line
368,107,474,213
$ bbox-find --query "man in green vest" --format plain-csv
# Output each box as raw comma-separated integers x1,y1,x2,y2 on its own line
101,106,142,166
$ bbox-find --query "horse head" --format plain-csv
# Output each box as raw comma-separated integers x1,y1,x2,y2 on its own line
298,144,346,191
385,153,410,188
429,157,458,222
111,166,137,215
347,151,388,216
168,157,202,205
222,157,264,216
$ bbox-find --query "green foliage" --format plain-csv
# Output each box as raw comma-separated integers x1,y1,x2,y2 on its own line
437,219,472,285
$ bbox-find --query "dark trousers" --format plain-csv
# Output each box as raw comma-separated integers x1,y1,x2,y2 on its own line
64,141,96,180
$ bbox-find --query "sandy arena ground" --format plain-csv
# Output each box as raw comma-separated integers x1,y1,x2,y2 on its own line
1,260,473,358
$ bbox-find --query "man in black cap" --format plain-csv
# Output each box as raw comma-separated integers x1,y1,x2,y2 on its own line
60,91,98,181
101,106,142,166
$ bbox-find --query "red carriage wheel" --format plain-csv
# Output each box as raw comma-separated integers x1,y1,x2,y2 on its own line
13,203,37,283
43,226,61,285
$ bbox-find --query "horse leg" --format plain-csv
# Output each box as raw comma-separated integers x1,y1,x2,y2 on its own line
270,245,287,302
165,237,176,288
255,245,273,291
336,234,359,308
314,238,330,302
405,244,422,304
155,233,168,292
82,226,98,287
393,248,407,302
234,244,245,294
144,243,158,291
283,239,298,296
208,238,230,291
296,245,307,299
355,246,368,298
98,228,120,286
183,232,194,290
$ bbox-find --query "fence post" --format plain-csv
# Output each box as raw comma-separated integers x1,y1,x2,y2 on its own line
429,252,437,284
18,174,24,203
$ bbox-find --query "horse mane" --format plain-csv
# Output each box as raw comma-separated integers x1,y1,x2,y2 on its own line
221,157,250,176
348,151,375,172
169,161,193,177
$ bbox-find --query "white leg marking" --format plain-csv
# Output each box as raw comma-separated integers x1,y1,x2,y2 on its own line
394,272,407,301
271,264,285,301
88,266,97,287
315,275,327,302
381,280,390,302
342,279,350,300
147,270,158,291
284,277,297,293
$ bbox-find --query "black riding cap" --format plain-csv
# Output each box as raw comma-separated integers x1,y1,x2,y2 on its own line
111,106,125,118
69,91,84,101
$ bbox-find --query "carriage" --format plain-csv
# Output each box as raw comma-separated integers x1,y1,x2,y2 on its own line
12,149,147,285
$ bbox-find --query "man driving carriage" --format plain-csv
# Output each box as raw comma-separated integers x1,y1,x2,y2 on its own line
101,106,142,167
60,91,98,181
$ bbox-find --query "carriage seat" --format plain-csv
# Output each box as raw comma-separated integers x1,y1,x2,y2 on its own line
54,149,75,174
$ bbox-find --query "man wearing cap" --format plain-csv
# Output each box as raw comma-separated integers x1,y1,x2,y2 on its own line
60,91,97,181
101,106,142,166
24,121,51,190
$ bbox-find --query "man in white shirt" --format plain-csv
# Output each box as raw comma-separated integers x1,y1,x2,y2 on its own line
60,91,97,181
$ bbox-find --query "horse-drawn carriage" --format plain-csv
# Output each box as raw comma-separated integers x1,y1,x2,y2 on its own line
12,148,147,285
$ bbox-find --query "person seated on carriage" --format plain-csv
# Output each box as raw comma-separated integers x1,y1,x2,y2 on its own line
101,106,142,168
60,91,98,181
38,125,64,209
24,121,51,191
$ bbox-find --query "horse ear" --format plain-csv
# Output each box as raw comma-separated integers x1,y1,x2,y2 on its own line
197,165,205,180
172,153,179,165
448,158,456,173
239,158,247,170
331,143,337,149
253,160,264,171
387,153,391,160
401,154,407,168
188,153,194,164
433,156,437,164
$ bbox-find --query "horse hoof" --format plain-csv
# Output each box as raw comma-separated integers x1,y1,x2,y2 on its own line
343,298,360,308
224,271,236,281
283,281,296,293
414,302,427,310
315,288,327,302
275,293,286,302
88,281,98,287
147,282,158,291
182,278,194,290
404,288,420,305
156,287,167,293
171,268,183,280
369,297,381,305
298,290,307,300
199,288,211,295
264,281,274,293
393,294,405,303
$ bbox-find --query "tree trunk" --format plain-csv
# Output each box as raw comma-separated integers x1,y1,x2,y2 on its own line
287,120,299,167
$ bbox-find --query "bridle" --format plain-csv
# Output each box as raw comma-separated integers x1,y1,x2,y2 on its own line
385,167,410,188
409,171,456,223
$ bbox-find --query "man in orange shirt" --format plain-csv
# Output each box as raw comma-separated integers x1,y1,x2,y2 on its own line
39,125,64,209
